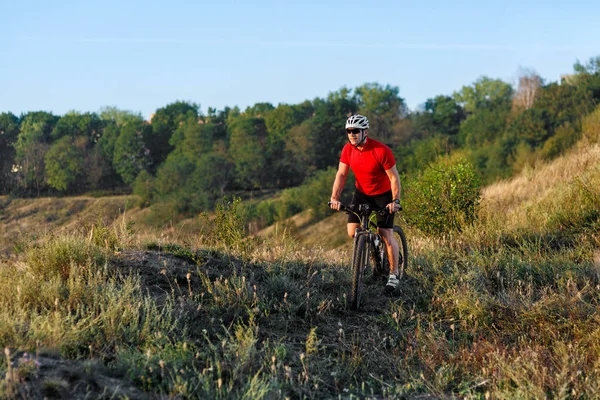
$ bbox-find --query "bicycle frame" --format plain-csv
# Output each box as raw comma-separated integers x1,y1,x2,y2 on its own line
348,204,387,272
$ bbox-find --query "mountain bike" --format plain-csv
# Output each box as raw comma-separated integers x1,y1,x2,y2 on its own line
329,202,408,310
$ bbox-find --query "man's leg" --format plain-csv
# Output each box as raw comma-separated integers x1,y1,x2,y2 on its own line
378,227,399,274
347,223,360,238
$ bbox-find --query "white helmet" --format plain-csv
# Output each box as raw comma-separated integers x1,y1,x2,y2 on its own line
345,114,369,130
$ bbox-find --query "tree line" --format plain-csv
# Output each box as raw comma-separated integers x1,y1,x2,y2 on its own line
1,56,599,218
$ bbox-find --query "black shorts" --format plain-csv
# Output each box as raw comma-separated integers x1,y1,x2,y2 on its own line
347,189,395,229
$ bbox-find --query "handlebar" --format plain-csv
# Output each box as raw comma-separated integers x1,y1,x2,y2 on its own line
327,202,401,216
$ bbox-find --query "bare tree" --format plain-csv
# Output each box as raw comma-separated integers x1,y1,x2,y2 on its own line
513,67,544,110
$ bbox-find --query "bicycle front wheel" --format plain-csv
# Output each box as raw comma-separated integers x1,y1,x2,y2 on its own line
350,234,370,310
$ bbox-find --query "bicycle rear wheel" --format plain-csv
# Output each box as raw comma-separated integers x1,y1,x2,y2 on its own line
381,225,408,279
350,234,369,310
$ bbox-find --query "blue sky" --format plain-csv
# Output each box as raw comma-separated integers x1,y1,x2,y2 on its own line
2,0,599,119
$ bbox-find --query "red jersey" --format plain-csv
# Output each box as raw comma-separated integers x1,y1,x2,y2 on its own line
340,138,396,195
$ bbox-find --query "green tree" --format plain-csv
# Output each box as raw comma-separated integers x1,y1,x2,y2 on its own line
44,136,85,192
204,106,231,145
573,55,600,103
355,83,406,143
454,78,513,149
505,81,593,161
93,122,123,188
47,111,107,192
395,135,450,176
51,111,104,144
283,121,316,185
153,152,196,201
244,102,274,117
309,89,358,171
264,102,314,187
169,114,216,152
533,82,593,131
458,107,510,148
148,101,199,169
149,116,236,214
96,108,143,188
506,107,550,147
13,111,58,195
0,112,20,193
133,169,155,207
264,104,305,139
228,116,269,189
99,107,143,125
194,152,234,198
423,95,466,137
454,76,514,113
113,118,150,185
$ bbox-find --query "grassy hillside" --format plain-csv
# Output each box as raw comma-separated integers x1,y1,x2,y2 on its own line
1,143,599,398
480,142,600,232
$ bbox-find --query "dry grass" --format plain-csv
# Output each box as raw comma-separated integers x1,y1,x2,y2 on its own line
1,139,600,398
480,143,600,231
0,195,141,253
1,199,600,398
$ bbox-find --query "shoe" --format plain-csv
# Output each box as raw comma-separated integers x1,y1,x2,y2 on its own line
385,274,399,293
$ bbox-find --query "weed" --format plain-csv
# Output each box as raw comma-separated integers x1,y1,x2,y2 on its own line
199,197,255,256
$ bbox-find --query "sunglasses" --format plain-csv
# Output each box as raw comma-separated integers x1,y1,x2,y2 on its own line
346,128,362,134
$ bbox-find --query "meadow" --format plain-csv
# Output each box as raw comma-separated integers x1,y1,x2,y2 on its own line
0,142,599,399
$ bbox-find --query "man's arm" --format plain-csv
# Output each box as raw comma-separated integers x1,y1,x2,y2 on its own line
385,165,401,213
330,162,350,210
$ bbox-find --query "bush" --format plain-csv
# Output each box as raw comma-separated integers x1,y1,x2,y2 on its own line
540,121,581,160
133,170,155,207
247,167,344,228
200,197,254,254
582,104,600,144
404,158,481,236
25,234,106,280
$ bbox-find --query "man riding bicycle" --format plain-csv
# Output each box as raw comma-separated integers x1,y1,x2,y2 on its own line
329,114,402,293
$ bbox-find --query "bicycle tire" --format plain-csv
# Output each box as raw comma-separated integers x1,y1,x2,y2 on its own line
381,225,408,279
350,234,369,310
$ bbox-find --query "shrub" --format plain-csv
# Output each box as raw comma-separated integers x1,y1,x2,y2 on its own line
200,197,254,254
582,104,600,144
294,167,339,220
25,234,106,280
85,216,135,251
247,167,357,229
133,170,155,207
404,158,481,236
540,121,581,160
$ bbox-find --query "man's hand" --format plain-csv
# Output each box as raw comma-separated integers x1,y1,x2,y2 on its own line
329,199,342,210
386,201,401,214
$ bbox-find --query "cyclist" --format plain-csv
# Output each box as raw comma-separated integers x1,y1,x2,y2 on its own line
329,114,402,293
